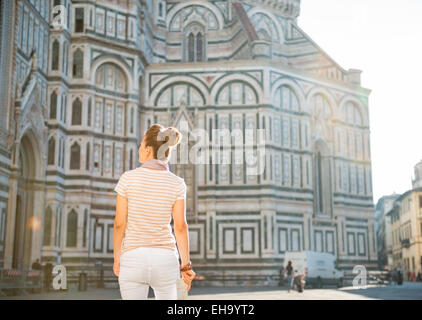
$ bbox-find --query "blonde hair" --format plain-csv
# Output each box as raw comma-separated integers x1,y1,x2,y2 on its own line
144,124,182,161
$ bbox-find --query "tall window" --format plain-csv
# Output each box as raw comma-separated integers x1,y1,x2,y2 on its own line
158,2,164,17
52,40,59,71
62,42,68,75
50,91,57,119
130,107,134,133
60,138,65,168
54,207,62,247
73,49,83,78
71,98,82,125
188,33,195,62
314,140,332,216
66,210,78,247
83,209,88,247
43,207,53,246
185,24,205,62
86,142,90,171
70,142,81,170
75,8,84,33
87,97,92,126
129,149,133,170
48,137,56,165
196,33,203,61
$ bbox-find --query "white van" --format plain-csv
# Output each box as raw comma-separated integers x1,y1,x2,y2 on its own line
284,251,344,288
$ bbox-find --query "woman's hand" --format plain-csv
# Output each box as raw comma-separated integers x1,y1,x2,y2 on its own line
113,256,120,277
181,269,196,291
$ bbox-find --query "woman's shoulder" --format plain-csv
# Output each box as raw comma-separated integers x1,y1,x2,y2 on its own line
167,171,185,185
120,168,142,179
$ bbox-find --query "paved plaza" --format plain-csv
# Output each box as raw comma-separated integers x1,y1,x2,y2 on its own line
1,283,422,300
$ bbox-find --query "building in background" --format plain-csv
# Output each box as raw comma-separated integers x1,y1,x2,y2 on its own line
388,160,422,280
375,194,399,270
0,0,376,285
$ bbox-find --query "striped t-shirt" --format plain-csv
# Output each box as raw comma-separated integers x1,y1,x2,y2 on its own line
114,167,186,254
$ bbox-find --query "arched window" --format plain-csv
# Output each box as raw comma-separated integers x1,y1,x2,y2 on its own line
52,40,59,71
73,49,83,78
185,24,205,62
66,210,78,247
217,81,257,105
156,83,205,107
344,102,363,126
274,85,299,111
70,142,81,170
48,137,56,165
71,98,82,125
95,63,127,93
50,91,57,119
43,207,53,246
312,94,332,119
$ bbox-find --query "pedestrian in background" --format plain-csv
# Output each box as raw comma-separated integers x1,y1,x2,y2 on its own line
44,262,53,291
286,260,293,293
31,259,41,270
391,269,397,285
397,268,403,285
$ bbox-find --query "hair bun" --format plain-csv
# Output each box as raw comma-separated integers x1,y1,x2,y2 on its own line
163,127,182,147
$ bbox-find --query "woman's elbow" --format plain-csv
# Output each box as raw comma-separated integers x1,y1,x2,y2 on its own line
174,222,188,234
114,220,126,231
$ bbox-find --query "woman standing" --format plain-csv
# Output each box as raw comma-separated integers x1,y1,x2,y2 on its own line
113,124,196,300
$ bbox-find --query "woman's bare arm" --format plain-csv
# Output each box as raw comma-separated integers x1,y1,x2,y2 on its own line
172,198,196,290
172,199,190,266
113,194,128,276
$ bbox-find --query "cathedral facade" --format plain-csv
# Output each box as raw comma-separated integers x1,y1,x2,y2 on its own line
0,0,377,285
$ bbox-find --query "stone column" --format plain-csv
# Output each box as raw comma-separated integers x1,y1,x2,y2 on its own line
337,216,346,259
206,211,216,259
303,212,312,251
261,210,276,257
4,170,18,269
29,186,46,267
0,0,16,137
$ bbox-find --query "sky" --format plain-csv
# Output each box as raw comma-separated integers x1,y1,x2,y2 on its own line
299,0,422,204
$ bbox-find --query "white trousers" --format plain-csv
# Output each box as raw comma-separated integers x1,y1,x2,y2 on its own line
118,247,180,300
